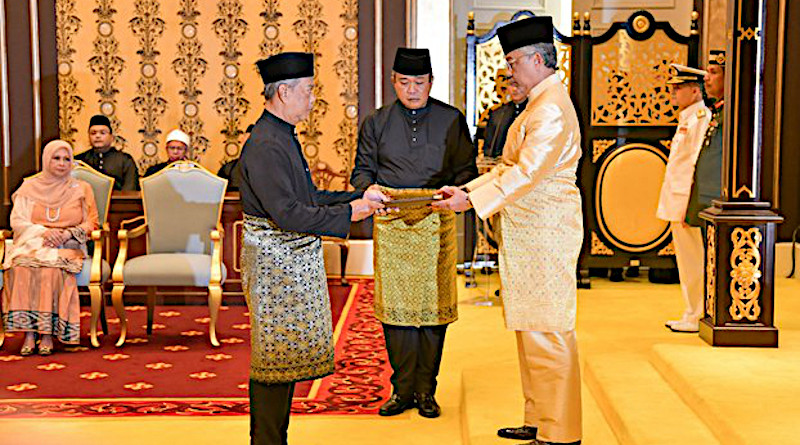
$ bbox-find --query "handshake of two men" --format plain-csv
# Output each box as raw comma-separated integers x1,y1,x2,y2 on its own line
348,185,473,222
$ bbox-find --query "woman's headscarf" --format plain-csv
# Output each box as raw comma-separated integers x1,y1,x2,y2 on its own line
12,140,85,208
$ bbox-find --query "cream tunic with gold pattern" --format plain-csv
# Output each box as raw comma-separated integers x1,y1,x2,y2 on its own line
467,74,583,332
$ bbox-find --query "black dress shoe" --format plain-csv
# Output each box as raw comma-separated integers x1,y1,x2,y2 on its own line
609,268,624,282
379,394,415,416
497,425,537,440
415,393,441,418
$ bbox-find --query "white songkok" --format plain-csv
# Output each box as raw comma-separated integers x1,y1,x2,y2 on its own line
165,129,191,147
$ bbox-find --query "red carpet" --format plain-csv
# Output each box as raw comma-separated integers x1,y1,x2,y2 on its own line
0,278,390,417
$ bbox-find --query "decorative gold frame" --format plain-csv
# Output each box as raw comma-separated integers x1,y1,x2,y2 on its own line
594,143,670,253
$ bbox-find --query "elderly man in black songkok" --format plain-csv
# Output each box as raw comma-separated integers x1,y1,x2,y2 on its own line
239,52,387,445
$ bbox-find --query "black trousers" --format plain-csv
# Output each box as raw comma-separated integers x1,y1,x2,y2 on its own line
249,379,295,445
382,323,448,399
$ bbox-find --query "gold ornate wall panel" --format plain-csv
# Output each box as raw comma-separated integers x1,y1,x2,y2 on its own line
591,29,687,126
57,0,358,187
474,36,571,128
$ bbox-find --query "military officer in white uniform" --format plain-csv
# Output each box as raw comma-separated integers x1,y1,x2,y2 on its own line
656,64,712,333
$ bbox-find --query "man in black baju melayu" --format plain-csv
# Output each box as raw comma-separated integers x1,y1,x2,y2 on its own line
351,47,478,419
75,115,139,191
239,52,386,445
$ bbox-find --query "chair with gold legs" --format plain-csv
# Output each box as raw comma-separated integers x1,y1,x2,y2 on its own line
111,161,227,347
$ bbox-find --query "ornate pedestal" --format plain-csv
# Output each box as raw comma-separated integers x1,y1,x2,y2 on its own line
700,202,782,347
699,0,785,347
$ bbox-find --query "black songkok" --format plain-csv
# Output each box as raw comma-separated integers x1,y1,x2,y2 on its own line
256,52,314,85
709,50,726,67
497,16,554,54
88,114,112,132
392,48,432,76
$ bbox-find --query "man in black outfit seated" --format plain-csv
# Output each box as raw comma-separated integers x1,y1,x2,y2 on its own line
76,115,139,191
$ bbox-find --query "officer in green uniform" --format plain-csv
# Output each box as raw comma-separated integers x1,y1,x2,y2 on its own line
685,50,725,227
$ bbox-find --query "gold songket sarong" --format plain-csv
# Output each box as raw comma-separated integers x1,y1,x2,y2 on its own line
373,188,458,327
241,214,334,384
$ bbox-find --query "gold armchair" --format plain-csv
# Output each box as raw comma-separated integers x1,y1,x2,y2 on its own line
0,161,114,348
111,161,227,347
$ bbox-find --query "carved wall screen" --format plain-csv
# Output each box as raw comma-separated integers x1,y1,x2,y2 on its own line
591,30,687,126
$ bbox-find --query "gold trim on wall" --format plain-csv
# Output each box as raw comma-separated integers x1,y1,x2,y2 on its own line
729,227,762,322
706,224,716,317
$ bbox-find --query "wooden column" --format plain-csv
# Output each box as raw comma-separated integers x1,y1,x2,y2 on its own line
699,0,783,347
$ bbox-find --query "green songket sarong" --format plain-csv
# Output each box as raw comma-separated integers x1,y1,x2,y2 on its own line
241,214,334,384
373,188,458,327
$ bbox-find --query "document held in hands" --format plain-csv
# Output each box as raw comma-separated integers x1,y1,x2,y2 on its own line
387,194,443,208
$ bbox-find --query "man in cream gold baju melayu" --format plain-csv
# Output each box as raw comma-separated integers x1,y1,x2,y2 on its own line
434,16,582,445
657,64,712,333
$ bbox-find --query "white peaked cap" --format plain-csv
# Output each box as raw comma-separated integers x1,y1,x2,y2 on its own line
165,129,191,147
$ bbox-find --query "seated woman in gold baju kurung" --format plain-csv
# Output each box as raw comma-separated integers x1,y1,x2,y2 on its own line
2,140,99,356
